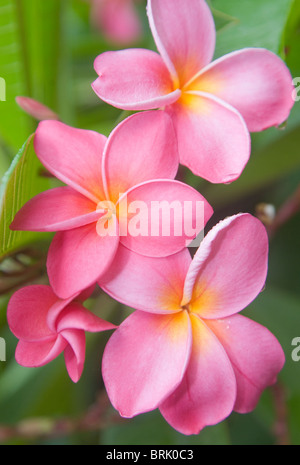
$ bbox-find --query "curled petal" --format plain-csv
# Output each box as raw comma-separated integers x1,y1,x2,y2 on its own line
7,285,57,341
61,329,86,383
182,214,269,319
102,310,192,417
56,302,116,333
15,335,67,367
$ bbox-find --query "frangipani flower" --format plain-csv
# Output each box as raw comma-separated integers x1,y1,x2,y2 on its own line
91,0,142,45
7,284,115,383
10,111,213,299
99,213,285,435
92,0,295,183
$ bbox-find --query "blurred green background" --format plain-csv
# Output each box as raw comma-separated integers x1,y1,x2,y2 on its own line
0,0,300,445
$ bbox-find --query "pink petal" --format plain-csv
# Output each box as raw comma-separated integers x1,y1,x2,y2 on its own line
166,92,251,183
7,285,57,341
188,49,295,132
45,287,97,334
47,220,119,299
99,244,192,313
102,310,192,417
118,179,213,257
34,121,107,203
182,214,269,319
103,111,179,203
206,315,285,413
76,284,97,303
147,0,216,86
92,49,181,110
10,187,103,232
61,329,86,383
56,302,116,332
15,335,67,367
16,96,60,121
91,0,142,45
160,314,236,435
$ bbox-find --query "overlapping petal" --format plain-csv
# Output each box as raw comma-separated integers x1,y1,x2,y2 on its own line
206,315,285,413
182,213,268,318
34,120,107,203
188,48,295,132
99,244,191,313
102,310,192,417
166,92,251,183
15,337,67,368
160,314,236,435
47,220,119,299
56,302,116,333
118,179,213,256
103,111,179,202
61,329,86,383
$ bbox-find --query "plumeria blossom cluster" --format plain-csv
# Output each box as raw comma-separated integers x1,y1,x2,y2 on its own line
7,0,294,435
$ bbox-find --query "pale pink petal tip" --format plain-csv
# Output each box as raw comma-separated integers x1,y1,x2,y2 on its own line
16,96,60,121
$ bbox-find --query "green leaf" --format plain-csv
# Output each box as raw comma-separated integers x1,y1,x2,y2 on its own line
211,0,293,57
0,0,71,157
0,0,33,150
21,0,71,121
211,7,239,34
0,135,51,259
280,0,300,76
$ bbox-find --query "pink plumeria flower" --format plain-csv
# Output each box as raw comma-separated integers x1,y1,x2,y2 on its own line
99,213,285,435
92,0,295,183
7,284,116,383
91,0,142,45
10,111,213,299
